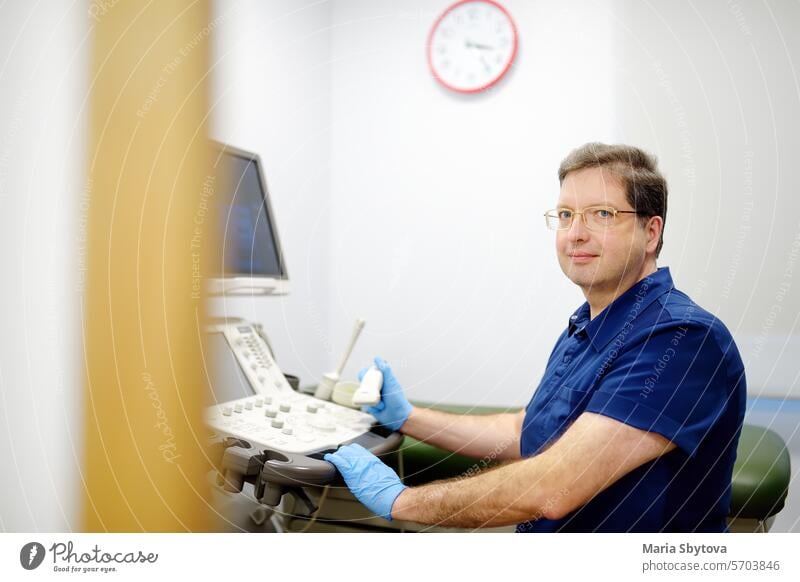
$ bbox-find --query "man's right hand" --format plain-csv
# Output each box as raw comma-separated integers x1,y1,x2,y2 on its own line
358,357,412,432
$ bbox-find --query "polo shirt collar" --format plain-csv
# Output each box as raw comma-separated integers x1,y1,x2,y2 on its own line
567,267,675,351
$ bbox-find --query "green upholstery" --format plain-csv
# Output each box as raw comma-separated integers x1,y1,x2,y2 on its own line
400,402,513,487
401,403,791,521
730,425,791,520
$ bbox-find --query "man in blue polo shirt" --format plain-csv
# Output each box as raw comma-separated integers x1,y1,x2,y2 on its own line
325,143,746,532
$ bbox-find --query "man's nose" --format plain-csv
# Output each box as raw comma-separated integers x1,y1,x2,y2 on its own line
566,213,590,242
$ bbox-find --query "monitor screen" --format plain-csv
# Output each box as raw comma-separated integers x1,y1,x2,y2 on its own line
207,143,289,295
206,332,256,404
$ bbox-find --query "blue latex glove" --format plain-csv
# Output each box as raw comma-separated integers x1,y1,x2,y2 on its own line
358,357,412,432
324,443,407,520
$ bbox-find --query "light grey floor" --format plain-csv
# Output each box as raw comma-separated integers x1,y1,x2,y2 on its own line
742,398,800,532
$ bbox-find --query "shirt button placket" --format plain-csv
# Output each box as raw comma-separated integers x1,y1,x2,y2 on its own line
554,339,578,376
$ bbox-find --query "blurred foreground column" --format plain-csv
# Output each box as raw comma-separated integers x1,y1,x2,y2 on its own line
83,0,214,531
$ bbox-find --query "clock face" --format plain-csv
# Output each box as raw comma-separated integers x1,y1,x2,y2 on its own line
427,0,518,93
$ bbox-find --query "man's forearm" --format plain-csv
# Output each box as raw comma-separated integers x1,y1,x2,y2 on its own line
389,412,676,528
390,457,564,528
401,406,522,460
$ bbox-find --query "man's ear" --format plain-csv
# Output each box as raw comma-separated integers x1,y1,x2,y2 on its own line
646,215,663,255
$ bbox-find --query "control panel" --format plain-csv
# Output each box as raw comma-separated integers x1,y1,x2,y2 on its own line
205,324,377,455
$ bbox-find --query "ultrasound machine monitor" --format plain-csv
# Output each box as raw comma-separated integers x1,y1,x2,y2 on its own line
207,141,289,296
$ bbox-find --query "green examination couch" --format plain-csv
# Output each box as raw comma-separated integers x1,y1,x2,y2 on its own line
400,402,791,532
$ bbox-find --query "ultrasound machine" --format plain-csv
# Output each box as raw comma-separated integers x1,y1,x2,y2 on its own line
204,142,402,532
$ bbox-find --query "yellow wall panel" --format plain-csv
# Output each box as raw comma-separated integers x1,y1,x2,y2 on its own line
83,0,214,532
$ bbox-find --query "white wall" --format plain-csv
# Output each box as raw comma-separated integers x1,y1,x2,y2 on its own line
610,0,800,398
0,1,88,531
328,0,616,407
211,0,800,405
209,0,334,386
0,0,797,532
2,0,794,534
327,0,800,404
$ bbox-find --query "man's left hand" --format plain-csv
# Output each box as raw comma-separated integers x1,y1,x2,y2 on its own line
324,443,407,520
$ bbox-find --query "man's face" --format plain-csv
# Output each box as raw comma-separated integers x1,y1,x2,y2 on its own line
555,166,653,296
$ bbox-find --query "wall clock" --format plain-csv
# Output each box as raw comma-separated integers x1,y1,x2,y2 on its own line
427,0,518,93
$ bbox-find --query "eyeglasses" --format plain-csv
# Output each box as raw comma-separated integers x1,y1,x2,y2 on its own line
543,206,646,231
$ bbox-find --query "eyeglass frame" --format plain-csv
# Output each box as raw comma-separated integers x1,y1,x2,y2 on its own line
543,205,651,231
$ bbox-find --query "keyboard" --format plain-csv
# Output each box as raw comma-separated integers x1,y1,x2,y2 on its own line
205,389,376,455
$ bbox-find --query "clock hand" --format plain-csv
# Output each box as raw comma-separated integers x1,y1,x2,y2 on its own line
464,39,495,51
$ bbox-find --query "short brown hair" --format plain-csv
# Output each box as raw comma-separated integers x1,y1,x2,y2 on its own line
558,142,668,257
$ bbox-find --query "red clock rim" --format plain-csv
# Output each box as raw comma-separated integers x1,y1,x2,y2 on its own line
426,0,519,94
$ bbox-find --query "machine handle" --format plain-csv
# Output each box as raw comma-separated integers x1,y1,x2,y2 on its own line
211,429,405,507
364,430,404,457
259,449,337,487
